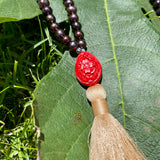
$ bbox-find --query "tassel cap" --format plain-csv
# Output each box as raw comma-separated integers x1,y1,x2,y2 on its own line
86,84,109,117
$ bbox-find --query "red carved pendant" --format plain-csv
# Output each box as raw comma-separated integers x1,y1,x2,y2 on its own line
75,51,102,86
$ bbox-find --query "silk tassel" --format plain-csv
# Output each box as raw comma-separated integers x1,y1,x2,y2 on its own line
86,84,146,160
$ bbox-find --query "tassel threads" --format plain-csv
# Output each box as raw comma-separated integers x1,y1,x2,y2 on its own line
86,84,146,160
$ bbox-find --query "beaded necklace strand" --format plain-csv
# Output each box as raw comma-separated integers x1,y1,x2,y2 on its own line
38,0,102,86
150,0,160,15
38,0,146,159
38,0,86,53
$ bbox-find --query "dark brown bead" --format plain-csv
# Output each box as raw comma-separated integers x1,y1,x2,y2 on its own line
50,23,59,32
78,40,86,48
69,41,77,51
62,35,71,45
38,0,50,9
46,14,56,22
42,6,52,15
156,8,160,15
74,31,83,39
150,0,155,4
72,21,81,30
153,0,160,10
64,0,74,7
69,14,78,22
67,6,77,15
76,47,86,54
55,29,64,38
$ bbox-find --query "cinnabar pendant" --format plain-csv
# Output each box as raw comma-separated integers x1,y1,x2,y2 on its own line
75,51,102,86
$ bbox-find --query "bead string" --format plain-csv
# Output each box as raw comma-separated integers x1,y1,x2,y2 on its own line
150,0,160,15
38,0,102,86
38,0,86,53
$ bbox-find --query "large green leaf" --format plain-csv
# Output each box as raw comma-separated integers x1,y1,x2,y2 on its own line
34,0,160,159
0,0,41,23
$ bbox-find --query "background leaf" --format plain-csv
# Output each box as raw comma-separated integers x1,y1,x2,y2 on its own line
0,0,41,23
34,0,160,159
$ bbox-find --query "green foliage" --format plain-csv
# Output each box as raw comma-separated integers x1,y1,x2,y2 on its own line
0,5,61,160
0,111,37,159
0,0,41,23
1,0,160,159
34,0,160,159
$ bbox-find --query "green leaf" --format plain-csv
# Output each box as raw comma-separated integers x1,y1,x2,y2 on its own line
34,0,160,159
0,0,41,23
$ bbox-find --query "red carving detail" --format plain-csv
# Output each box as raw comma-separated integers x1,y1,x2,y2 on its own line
75,51,102,86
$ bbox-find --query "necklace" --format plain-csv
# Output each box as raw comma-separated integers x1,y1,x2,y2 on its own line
38,0,102,87
37,0,146,159
39,0,86,52
150,0,160,15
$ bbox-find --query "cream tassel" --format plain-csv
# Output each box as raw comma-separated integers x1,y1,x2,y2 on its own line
86,84,146,160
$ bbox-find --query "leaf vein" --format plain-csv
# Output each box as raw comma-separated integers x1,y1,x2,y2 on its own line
115,43,160,59
65,123,92,159
43,81,78,129
120,73,160,90
104,0,126,127
126,114,160,134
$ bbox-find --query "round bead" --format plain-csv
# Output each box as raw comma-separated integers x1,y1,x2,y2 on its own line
72,21,81,30
42,6,52,15
156,8,160,15
50,23,59,32
64,0,74,7
76,47,86,54
74,31,83,39
69,41,77,51
55,29,64,38
69,14,78,22
38,0,50,9
67,6,77,15
46,14,56,22
62,35,71,45
150,0,156,5
78,40,86,48
153,0,160,10
75,52,102,86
